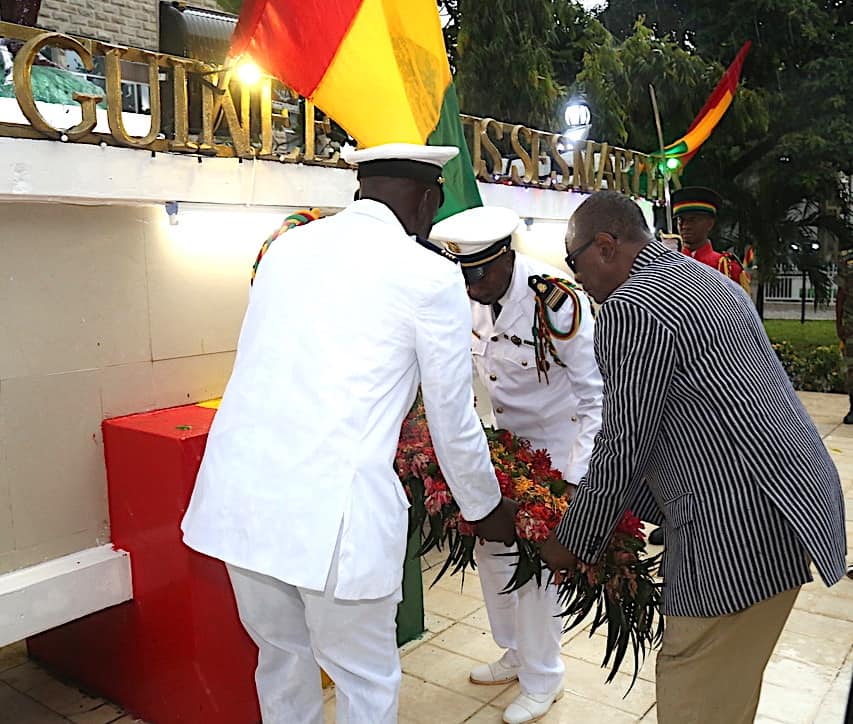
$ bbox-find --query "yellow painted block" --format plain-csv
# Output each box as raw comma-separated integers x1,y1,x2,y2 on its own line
196,398,221,409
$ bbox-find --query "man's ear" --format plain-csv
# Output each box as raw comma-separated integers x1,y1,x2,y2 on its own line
598,232,619,261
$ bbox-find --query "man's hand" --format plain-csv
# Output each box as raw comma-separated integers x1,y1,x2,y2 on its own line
540,530,577,575
474,497,518,546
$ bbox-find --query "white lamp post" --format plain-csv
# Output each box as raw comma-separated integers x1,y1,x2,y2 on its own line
563,96,591,144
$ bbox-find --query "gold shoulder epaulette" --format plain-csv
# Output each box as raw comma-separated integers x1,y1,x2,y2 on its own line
528,274,579,312
527,275,584,383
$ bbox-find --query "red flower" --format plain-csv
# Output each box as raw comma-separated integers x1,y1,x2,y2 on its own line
615,511,644,540
412,453,431,478
495,469,514,497
424,475,447,496
498,430,514,447
458,519,476,536
516,510,551,542
425,489,451,515
531,449,553,472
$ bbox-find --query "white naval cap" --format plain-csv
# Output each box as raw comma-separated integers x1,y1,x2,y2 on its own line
430,205,520,259
343,143,459,194
342,142,459,168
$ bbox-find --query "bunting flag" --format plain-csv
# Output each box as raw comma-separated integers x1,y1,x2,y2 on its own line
230,0,482,220
662,41,752,166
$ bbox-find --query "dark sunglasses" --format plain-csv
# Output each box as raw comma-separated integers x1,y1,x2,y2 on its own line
565,233,617,272
564,237,596,273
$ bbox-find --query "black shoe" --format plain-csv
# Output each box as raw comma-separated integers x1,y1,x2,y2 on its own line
845,410,853,425
649,527,664,546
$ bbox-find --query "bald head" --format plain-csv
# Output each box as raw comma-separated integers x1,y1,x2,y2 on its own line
565,191,653,303
571,191,652,246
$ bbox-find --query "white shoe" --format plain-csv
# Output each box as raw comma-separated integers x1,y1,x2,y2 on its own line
469,656,521,685
502,687,564,724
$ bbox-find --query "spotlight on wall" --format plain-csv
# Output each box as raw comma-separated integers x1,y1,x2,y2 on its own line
236,60,263,86
165,201,179,226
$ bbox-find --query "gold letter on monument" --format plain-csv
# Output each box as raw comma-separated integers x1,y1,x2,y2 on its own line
105,47,162,148
13,32,101,141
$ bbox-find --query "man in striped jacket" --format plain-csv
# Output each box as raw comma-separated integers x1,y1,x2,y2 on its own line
541,191,847,724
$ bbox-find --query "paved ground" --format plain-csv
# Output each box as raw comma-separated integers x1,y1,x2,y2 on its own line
1,391,851,723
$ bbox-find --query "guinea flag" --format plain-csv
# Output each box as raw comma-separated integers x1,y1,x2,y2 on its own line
663,41,752,166
230,0,481,220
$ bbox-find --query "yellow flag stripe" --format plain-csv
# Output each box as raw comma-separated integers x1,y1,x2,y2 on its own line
678,90,734,153
312,0,451,146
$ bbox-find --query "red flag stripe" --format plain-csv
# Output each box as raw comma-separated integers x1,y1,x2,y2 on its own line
685,41,751,134
231,0,363,97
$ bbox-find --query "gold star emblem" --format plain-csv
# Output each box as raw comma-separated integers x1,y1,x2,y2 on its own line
447,241,461,253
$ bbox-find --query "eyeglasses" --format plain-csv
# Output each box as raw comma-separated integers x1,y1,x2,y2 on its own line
564,237,596,273
564,232,617,272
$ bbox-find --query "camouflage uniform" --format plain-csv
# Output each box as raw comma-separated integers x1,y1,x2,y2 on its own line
835,248,853,423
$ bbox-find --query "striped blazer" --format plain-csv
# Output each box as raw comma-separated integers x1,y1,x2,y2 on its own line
556,241,847,617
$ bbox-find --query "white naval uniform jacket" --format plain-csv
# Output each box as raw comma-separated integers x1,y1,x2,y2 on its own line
181,200,501,601
472,254,603,482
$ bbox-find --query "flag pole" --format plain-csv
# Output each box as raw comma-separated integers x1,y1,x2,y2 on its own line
649,84,673,234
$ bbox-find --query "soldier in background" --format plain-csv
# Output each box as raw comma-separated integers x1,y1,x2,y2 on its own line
672,186,751,293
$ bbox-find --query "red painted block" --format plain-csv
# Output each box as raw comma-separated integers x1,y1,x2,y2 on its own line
28,404,261,724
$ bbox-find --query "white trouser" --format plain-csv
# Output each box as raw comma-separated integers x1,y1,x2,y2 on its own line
476,540,565,695
227,556,402,724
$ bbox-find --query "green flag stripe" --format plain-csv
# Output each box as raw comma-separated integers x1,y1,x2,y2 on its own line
428,83,483,222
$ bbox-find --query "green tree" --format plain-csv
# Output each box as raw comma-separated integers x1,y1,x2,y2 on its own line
548,0,610,93
597,1,853,210
454,0,563,129
214,0,242,13
574,21,767,152
438,0,460,72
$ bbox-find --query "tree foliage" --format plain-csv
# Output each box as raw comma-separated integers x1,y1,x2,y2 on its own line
452,0,563,129
574,20,768,154
590,0,853,295
213,0,242,14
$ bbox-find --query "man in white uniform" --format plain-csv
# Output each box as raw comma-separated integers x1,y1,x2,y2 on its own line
181,144,517,724
431,206,603,724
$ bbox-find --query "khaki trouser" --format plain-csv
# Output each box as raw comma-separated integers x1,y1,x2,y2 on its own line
656,586,800,724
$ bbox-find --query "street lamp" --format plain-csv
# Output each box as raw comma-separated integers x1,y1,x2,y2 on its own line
563,96,591,144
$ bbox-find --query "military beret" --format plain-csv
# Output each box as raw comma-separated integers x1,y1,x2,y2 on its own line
671,186,723,217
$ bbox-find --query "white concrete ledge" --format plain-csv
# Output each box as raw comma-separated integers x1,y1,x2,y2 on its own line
0,136,358,209
0,544,132,647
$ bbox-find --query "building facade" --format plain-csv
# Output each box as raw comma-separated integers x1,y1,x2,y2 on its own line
38,0,227,51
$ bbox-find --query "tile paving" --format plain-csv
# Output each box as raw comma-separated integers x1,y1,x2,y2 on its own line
1,391,851,723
